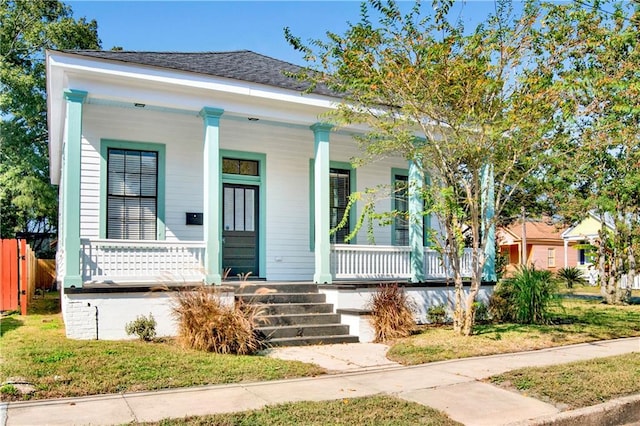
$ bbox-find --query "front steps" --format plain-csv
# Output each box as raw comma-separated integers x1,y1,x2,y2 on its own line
233,282,359,347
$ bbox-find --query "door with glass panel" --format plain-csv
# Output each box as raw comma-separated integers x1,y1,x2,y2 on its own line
222,184,258,276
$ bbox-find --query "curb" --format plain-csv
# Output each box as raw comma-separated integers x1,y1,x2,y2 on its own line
0,403,7,426
508,393,640,426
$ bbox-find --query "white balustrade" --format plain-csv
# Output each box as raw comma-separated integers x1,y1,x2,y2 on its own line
331,244,475,280
81,239,482,284
81,239,205,283
423,248,473,278
620,274,640,290
331,245,411,279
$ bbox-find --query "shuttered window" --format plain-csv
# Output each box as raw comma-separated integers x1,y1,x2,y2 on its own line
107,149,158,240
330,168,350,244
394,174,409,246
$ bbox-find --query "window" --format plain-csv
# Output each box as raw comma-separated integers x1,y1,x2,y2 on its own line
393,174,409,246
308,160,357,249
547,248,556,267
224,186,256,232
222,158,259,176
330,168,350,244
578,248,586,265
107,148,158,239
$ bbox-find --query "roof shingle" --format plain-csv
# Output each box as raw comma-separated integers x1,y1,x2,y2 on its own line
63,50,337,97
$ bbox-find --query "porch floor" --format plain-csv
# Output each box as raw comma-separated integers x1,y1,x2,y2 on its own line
69,278,481,293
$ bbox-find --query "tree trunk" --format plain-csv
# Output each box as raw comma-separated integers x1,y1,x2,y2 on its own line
624,246,635,303
521,207,527,265
601,252,615,304
452,273,465,334
597,216,616,304
462,278,481,336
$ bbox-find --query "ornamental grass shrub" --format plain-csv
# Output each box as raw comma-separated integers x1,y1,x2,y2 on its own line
489,265,560,324
172,286,266,355
368,283,415,342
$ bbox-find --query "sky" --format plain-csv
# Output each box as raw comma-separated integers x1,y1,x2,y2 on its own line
66,1,515,65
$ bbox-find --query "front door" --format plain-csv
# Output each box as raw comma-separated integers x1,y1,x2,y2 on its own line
222,184,259,277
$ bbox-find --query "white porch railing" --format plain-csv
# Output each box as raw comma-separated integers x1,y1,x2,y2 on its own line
620,274,640,290
81,239,206,283
79,240,483,284
331,244,474,280
331,245,412,279
580,268,640,289
423,248,474,279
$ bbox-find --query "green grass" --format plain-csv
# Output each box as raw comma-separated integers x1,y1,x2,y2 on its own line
388,298,640,365
140,395,462,426
0,293,323,401
559,284,640,298
2,293,639,403
490,353,640,409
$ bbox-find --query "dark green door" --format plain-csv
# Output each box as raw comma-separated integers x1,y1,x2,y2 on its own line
222,184,258,277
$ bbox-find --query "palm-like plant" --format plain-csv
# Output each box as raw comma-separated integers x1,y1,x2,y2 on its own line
557,267,587,289
490,265,560,324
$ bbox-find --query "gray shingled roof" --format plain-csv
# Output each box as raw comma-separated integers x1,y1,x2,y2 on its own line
63,50,337,97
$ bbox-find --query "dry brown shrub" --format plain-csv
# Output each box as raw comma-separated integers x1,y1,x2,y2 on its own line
171,286,266,355
368,283,416,342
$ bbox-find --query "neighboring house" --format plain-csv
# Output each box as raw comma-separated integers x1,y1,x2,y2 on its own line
561,211,614,276
46,50,494,340
498,219,575,275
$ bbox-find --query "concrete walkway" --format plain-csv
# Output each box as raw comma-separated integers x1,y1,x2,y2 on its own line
1,337,638,426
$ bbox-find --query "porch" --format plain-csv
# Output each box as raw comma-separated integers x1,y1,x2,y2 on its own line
79,239,474,285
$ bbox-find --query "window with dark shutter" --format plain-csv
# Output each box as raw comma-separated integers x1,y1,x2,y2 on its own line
107,149,158,240
394,174,409,246
330,168,350,244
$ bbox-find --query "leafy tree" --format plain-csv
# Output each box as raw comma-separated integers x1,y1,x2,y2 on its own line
286,0,566,335
540,0,639,304
0,0,100,255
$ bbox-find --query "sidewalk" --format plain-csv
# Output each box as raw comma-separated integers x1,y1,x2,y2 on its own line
1,337,638,426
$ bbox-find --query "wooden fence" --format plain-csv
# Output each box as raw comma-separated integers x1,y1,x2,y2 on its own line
1,239,20,312
0,239,55,314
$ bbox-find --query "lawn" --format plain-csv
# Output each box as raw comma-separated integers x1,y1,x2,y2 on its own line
141,395,461,426
560,284,640,298
490,352,640,409
2,293,639,402
387,298,640,365
0,293,324,401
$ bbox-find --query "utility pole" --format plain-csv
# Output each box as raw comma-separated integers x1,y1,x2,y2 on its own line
521,206,527,265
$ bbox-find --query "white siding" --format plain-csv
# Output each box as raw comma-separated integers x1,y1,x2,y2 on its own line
79,104,422,281
81,105,204,242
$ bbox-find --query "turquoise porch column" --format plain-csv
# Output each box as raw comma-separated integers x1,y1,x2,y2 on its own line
482,164,497,281
311,123,333,284
62,89,87,288
409,159,425,282
200,107,224,285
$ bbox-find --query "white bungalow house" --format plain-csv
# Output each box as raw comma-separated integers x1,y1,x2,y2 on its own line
47,50,494,341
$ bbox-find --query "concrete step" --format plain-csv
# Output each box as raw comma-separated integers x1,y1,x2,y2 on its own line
235,282,359,347
258,303,334,315
266,335,360,347
258,324,351,339
237,293,326,304
232,282,319,295
261,313,341,327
